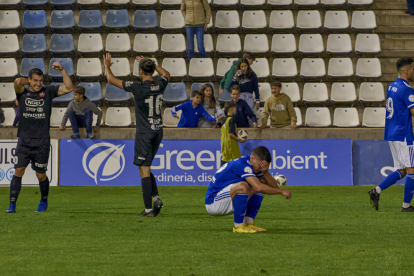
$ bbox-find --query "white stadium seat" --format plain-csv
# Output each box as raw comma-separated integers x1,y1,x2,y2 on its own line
195,34,214,53
163,108,181,127
349,0,373,5
106,33,131,54
356,58,381,78
51,108,71,127
214,0,238,7
105,107,131,127
78,0,102,5
305,107,331,127
215,11,240,31
321,0,345,6
78,34,103,55
162,58,187,78
0,11,20,31
134,58,158,77
297,10,322,31
258,83,271,102
2,108,15,127
189,58,214,78
303,83,328,103
327,34,352,54
295,0,319,6
294,107,302,126
106,58,130,78
242,11,267,30
134,34,159,54
0,34,19,55
362,107,385,127
328,58,354,78
359,82,385,102
216,58,239,77
161,34,186,54
271,34,296,54
298,34,324,55
351,11,376,30
216,34,242,55
251,58,270,79
77,58,102,79
160,10,185,30
272,58,297,78
0,83,16,103
324,11,349,31
281,82,300,103
333,107,359,127
0,58,18,79
269,11,295,31
355,34,381,54
300,58,326,78
331,82,357,103
241,0,266,7
244,35,269,54
159,0,180,6
255,107,271,128
268,0,292,6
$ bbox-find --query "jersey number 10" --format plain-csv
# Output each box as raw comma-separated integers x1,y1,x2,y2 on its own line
145,94,163,116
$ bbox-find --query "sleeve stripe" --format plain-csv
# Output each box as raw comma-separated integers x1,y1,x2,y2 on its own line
241,173,255,178
408,103,414,109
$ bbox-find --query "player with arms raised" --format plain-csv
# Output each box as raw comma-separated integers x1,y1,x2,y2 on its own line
205,146,292,233
369,57,414,212
6,62,73,213
104,53,170,217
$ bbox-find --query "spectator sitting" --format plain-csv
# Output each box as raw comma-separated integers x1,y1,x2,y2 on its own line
172,90,217,128
59,86,103,139
198,83,225,128
261,81,297,129
13,99,20,127
229,58,260,112
230,85,257,128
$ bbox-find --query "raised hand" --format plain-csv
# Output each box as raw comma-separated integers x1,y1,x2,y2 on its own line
135,55,145,63
52,61,64,71
103,53,113,68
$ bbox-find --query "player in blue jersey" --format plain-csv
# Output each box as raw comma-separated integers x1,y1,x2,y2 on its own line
369,57,414,212
205,146,292,233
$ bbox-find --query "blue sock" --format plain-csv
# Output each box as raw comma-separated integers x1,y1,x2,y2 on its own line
404,174,414,204
233,193,249,224
378,171,403,191
245,193,264,222
74,132,79,136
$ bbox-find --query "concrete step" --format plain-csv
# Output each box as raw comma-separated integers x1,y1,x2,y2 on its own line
377,14,414,26
376,26,414,34
380,37,414,49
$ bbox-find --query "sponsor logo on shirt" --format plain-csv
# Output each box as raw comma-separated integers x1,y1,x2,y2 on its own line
272,104,286,111
151,85,160,91
23,113,46,119
39,92,45,98
35,162,48,168
25,98,44,107
124,81,133,87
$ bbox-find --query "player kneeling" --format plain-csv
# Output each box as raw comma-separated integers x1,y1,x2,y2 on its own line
205,146,292,233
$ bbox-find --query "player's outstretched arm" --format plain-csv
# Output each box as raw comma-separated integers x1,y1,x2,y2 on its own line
52,61,73,96
104,53,124,90
14,78,28,94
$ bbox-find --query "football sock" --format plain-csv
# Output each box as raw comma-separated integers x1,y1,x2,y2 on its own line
39,177,49,203
233,193,249,226
10,175,22,205
245,193,265,222
403,174,414,206
244,217,254,225
141,177,153,210
150,173,159,197
377,171,403,194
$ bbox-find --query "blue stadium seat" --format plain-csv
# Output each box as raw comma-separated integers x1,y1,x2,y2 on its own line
106,10,130,32
218,89,232,102
52,83,73,103
20,58,46,78
51,10,76,33
79,82,103,102
22,10,47,34
133,10,158,32
105,83,131,103
23,0,48,9
22,34,47,57
48,58,74,81
49,34,75,57
50,0,76,8
163,83,187,103
191,83,215,94
78,10,104,33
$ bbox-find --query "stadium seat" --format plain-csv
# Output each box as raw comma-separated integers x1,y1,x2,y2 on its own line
258,83,271,103
133,10,158,32
272,58,298,79
49,34,75,57
162,58,187,79
297,11,322,32
106,33,131,55
52,83,73,102
0,83,15,103
0,59,18,79
106,10,130,32
349,0,373,6
251,58,270,79
51,108,71,127
351,11,376,31
133,58,158,78
298,34,324,55
105,84,131,103
218,89,232,102
107,58,130,79
333,108,359,127
216,58,239,78
326,34,352,54
22,34,47,57
267,0,292,7
105,107,131,127
303,83,329,103
78,34,103,57
77,0,102,8
294,0,319,7
213,0,238,8
216,35,242,56
215,11,240,33
189,58,214,79
194,34,214,54
20,58,45,78
355,34,381,54
50,0,76,9
271,34,297,55
163,108,181,127
161,34,186,55
305,107,331,127
160,10,185,32
50,10,75,33
281,82,300,103
0,0,20,9
77,58,102,80
23,0,47,9
294,107,302,127
324,11,349,32
79,82,103,102
23,10,47,33
362,107,385,127
163,83,187,103
269,11,295,32
300,58,326,79
48,58,74,81
191,82,215,93
359,82,385,103
328,58,354,79
331,82,357,103
242,11,267,31
0,11,20,32
244,35,269,54
2,108,15,127
106,0,129,8
78,10,104,32
159,0,180,6
321,0,345,7
241,0,266,8
356,58,381,79
134,34,159,54
255,108,269,128
0,34,19,57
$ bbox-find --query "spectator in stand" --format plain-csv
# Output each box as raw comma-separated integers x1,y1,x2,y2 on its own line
230,85,257,128
229,58,260,112
181,0,211,60
172,90,218,128
407,0,414,15
13,99,20,127
261,81,297,129
199,83,225,128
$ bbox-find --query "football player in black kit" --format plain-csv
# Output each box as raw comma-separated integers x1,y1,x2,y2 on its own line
103,53,170,217
6,62,73,213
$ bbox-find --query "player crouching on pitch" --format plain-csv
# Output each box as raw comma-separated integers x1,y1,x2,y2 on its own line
205,146,292,233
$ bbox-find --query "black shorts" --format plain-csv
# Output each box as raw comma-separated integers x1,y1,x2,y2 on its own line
15,137,50,174
134,131,163,167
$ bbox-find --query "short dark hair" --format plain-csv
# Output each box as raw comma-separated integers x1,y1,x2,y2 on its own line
224,102,236,111
253,146,271,163
231,85,240,93
271,81,282,88
73,86,85,95
28,68,44,79
242,52,255,61
191,90,203,98
396,57,414,72
139,58,156,76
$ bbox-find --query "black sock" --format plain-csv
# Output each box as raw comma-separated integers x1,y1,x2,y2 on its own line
150,173,159,197
39,177,49,203
10,175,22,205
141,177,153,210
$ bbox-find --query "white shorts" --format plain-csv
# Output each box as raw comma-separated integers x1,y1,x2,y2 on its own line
389,140,414,170
205,184,234,215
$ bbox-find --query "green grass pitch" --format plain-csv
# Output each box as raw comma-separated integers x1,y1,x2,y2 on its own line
0,186,413,276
